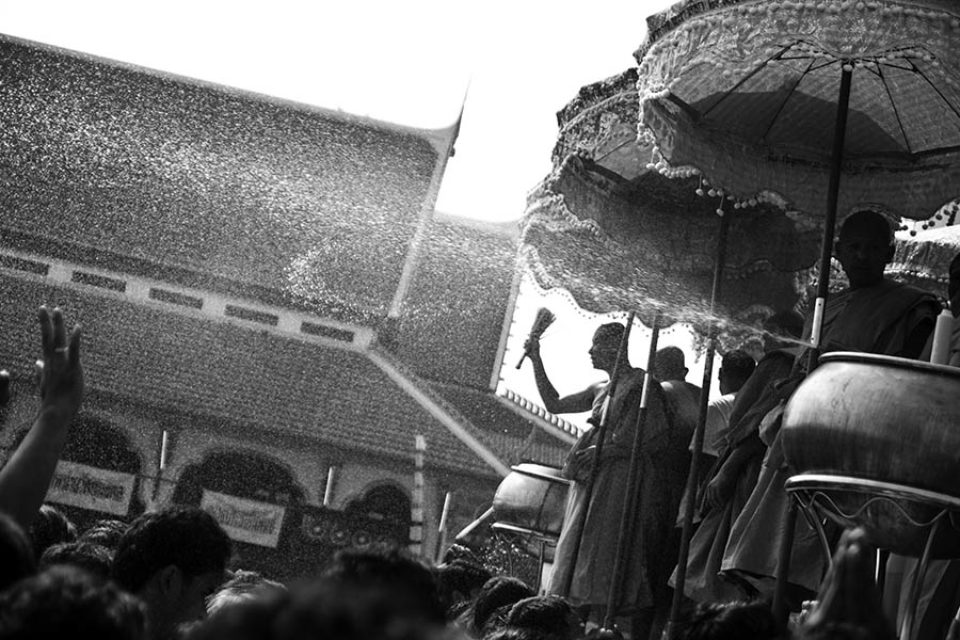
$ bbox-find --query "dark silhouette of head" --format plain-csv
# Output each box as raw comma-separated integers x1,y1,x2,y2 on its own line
435,559,492,618
506,594,580,640
0,565,147,640
206,570,286,615
681,599,784,640
79,519,129,551
471,576,535,635
186,590,287,640
0,511,36,592
653,346,688,382
112,506,231,637
589,323,627,374
836,210,895,290
28,504,77,559
718,350,756,394
39,541,113,581
320,545,445,626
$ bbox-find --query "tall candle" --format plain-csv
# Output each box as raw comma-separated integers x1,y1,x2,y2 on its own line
931,309,955,365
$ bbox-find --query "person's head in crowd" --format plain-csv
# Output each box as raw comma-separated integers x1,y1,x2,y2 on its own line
482,628,550,640
442,543,482,567
28,504,76,559
717,350,756,395
589,323,627,374
435,559,492,619
835,210,895,290
39,541,112,581
468,577,534,637
653,346,689,382
0,565,147,640
206,570,286,615
185,590,287,640
949,251,960,315
505,595,580,640
762,310,805,351
681,599,784,640
79,518,129,551
0,511,36,592
112,506,231,639
320,544,446,626
272,579,456,640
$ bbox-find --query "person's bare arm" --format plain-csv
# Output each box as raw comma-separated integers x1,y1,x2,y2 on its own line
525,337,595,415
0,306,83,529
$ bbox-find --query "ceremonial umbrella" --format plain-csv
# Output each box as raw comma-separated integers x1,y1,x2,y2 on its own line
519,145,819,630
635,0,960,632
521,153,819,335
890,223,960,297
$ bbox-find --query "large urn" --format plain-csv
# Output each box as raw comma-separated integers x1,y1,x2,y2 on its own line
782,352,960,557
491,463,570,559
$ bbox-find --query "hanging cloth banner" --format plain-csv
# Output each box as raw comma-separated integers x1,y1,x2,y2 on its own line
200,489,286,548
46,460,136,516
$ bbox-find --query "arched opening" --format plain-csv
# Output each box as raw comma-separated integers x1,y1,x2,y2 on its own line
344,482,411,530
172,448,305,507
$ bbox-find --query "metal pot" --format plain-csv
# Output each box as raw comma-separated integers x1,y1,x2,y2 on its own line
782,352,960,557
492,463,569,543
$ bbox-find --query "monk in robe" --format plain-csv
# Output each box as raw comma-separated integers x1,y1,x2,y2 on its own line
721,210,940,606
884,250,960,639
525,323,680,639
672,310,803,603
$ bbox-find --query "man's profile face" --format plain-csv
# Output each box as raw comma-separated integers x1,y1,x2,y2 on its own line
835,230,892,289
588,333,619,371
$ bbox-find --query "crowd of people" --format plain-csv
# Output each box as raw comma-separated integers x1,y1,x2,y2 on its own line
0,210,957,640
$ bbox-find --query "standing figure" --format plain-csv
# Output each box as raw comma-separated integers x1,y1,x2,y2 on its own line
524,323,678,639
673,313,802,604
721,210,940,607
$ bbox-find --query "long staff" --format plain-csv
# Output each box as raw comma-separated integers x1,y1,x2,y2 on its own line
601,310,663,632
664,205,732,639
559,310,637,598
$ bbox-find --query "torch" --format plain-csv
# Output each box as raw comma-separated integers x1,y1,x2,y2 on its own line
515,308,556,369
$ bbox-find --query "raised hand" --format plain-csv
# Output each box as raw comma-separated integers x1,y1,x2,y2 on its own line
37,305,83,421
801,527,894,640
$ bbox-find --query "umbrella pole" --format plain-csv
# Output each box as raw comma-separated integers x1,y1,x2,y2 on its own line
775,65,853,623
664,205,732,640
808,64,853,363
559,310,637,599
601,310,663,634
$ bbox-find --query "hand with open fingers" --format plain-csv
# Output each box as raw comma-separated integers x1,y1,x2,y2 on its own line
801,527,894,640
37,305,84,421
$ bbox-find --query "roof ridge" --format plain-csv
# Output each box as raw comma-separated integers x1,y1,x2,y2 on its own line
367,345,522,473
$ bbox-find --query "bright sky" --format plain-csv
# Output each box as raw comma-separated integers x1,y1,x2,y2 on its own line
0,0,674,223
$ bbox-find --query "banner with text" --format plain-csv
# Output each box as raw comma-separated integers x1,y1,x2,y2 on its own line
201,490,286,548
46,461,136,516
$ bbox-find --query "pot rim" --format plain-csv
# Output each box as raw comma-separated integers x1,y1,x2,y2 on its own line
819,351,960,379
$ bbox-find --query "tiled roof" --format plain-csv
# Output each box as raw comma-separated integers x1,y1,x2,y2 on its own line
0,273,499,479
395,214,518,389
0,34,448,325
426,381,568,469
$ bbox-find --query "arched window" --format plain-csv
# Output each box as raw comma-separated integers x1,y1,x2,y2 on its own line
345,483,411,528
172,449,305,506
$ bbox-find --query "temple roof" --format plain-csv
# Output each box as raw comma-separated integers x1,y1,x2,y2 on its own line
0,272,563,478
0,33,454,326
395,213,519,389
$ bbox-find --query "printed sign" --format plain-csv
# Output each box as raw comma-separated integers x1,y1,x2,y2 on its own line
201,490,286,548
46,460,136,516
